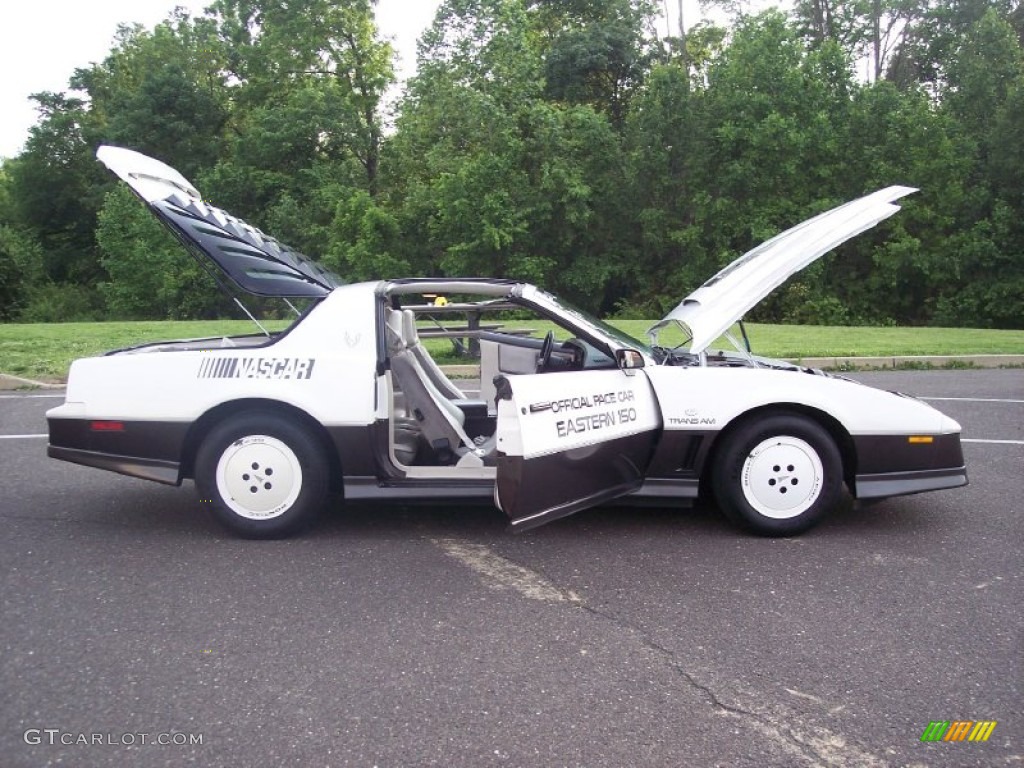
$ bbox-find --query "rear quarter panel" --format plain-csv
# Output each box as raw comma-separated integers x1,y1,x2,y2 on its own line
52,285,380,428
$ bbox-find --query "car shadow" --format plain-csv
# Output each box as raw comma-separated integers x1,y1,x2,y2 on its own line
820,492,949,537
43,481,943,543
318,498,735,540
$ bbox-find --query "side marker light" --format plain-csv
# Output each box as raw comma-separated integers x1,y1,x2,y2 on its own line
90,421,125,432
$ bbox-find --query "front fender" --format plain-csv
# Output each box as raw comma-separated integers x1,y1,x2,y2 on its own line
644,366,958,438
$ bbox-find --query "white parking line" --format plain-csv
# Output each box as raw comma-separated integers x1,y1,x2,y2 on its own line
3,434,1022,444
922,397,1024,404
430,537,582,604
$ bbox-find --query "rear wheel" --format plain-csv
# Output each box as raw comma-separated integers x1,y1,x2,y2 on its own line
195,412,328,538
712,413,842,536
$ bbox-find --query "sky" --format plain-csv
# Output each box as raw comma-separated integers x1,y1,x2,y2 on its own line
0,0,699,160
0,0,443,159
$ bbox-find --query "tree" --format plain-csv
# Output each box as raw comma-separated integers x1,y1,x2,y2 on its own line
3,10,233,319
381,0,639,310
622,62,706,314
3,0,1022,328
836,81,969,323
887,0,1019,89
415,0,543,108
5,93,106,286
210,0,393,193
96,186,228,319
71,12,230,179
696,13,851,261
200,0,394,273
538,0,659,125
931,9,1024,328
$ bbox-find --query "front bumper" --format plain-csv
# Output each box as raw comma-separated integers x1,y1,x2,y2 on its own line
852,432,968,499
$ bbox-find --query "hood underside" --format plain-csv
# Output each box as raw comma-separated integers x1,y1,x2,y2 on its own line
649,186,917,354
97,145,341,298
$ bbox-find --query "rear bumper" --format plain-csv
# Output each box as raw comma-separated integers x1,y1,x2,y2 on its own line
48,417,188,485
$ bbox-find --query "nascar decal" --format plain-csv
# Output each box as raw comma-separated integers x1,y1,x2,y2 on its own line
197,357,316,380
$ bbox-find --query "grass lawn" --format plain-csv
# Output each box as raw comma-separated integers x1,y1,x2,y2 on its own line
610,321,1024,358
0,320,289,381
1,318,1022,382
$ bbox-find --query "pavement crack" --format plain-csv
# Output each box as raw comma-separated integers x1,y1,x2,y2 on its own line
429,538,883,766
576,601,882,767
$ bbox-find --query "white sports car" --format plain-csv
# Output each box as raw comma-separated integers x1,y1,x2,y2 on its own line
47,146,968,538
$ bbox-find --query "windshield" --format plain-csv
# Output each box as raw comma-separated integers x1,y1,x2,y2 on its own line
524,287,653,356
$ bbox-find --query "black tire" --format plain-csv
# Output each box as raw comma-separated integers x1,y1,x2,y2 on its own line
195,412,329,539
711,413,842,536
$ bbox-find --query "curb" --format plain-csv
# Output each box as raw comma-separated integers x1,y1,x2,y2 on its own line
0,373,65,391
792,354,1024,370
442,354,1023,374
3,354,1019,389
438,365,480,378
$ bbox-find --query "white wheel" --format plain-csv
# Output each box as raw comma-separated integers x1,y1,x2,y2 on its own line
712,413,843,536
196,412,329,538
215,435,303,520
740,436,824,519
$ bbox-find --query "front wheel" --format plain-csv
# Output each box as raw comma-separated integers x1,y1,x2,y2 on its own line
195,412,329,538
712,414,842,536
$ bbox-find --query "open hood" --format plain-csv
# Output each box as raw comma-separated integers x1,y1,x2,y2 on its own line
648,186,917,354
96,145,341,298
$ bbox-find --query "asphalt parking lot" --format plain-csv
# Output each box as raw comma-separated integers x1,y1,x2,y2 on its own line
1,369,1020,767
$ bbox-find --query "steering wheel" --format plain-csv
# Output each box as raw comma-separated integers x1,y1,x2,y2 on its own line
539,330,555,371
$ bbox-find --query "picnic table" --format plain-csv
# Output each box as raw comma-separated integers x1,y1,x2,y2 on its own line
412,301,534,357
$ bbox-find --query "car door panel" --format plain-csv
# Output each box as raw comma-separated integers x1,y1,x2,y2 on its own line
494,369,662,531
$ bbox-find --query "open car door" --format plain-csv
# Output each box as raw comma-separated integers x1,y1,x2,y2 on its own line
494,368,662,531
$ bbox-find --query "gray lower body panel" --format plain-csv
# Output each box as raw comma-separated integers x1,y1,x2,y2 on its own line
854,466,968,499
47,445,181,486
628,478,699,506
343,476,494,503
342,476,698,508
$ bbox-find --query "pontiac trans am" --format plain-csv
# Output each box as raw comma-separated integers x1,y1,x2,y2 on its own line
46,146,968,538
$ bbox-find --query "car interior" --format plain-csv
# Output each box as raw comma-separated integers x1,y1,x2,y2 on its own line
380,289,616,476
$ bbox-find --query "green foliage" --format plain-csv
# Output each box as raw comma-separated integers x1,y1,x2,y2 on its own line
2,0,1023,329
0,225,46,320
75,13,230,178
96,187,227,319
382,0,643,310
18,283,105,323
0,232,25,320
327,189,406,280
541,0,659,123
209,0,392,192
5,93,106,286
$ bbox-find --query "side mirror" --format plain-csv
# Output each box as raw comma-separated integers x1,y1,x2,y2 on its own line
615,348,645,370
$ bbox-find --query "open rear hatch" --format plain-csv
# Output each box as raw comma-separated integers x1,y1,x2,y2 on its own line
96,145,340,298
